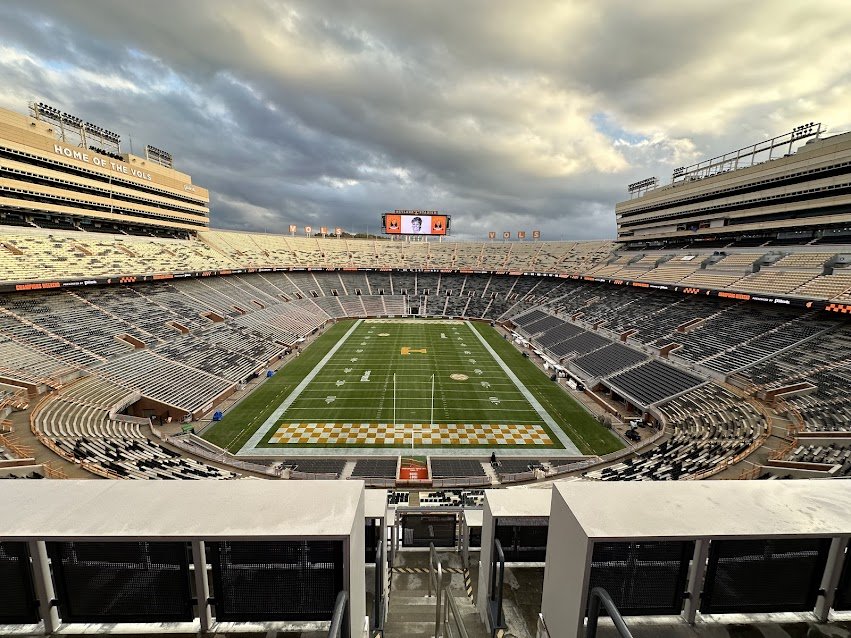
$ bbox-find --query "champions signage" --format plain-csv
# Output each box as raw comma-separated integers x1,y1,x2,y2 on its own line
53,143,153,181
0,265,835,312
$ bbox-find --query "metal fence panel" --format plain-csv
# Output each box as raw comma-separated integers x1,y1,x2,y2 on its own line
701,538,831,614
48,541,193,623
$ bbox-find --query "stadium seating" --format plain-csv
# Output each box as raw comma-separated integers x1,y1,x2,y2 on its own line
785,445,851,476
792,271,851,299
0,334,80,387
678,270,746,289
278,458,347,477
0,265,843,434
698,314,831,374
0,291,135,358
351,458,398,479
550,331,610,358
512,309,549,327
6,228,851,311
605,360,704,407
740,321,851,432
411,489,485,507
0,229,236,282
586,384,763,480
3,225,851,490
32,376,237,479
339,271,371,295
430,458,487,478
524,314,564,335
94,350,236,414
573,343,648,379
152,335,260,383
709,252,763,269
494,458,544,479
771,252,834,269
640,263,700,283
734,270,818,295
0,467,46,479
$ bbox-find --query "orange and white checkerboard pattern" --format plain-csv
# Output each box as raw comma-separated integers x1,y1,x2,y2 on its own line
267,422,553,446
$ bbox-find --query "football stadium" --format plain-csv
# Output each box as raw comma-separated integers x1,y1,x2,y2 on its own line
2,32,851,638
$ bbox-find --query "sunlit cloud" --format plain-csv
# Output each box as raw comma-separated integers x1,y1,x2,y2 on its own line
0,0,849,240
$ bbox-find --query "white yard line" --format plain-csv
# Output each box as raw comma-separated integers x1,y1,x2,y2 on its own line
466,321,581,454
237,319,363,454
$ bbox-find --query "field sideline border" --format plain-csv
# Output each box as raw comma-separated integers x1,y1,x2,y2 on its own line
236,319,364,455
472,322,621,454
466,320,580,453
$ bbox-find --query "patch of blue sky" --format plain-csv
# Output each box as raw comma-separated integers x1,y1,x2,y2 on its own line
591,112,647,145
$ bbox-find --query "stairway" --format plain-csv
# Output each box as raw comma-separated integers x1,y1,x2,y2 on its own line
384,550,490,638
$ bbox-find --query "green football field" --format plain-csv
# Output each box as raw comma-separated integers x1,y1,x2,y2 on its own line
204,318,623,455
280,320,543,423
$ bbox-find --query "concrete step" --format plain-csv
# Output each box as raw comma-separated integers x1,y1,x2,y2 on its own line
391,590,438,600
385,603,490,637
386,591,439,626
383,619,436,637
386,550,488,637
385,615,489,638
387,608,437,622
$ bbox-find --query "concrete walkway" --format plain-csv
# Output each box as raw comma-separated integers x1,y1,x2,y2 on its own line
467,555,851,638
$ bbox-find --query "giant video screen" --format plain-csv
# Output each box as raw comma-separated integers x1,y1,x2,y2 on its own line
383,213,449,236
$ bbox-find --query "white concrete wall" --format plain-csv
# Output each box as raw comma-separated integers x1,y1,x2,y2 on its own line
476,497,495,628
541,487,592,638
348,488,366,638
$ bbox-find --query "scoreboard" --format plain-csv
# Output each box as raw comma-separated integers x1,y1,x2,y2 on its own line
383,210,450,236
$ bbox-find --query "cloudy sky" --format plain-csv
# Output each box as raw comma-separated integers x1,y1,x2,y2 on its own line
1,1,849,240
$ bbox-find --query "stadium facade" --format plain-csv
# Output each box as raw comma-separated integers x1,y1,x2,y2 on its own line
2,103,851,637
0,104,209,237
616,125,851,247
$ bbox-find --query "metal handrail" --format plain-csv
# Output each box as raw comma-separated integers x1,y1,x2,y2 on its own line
429,542,472,638
373,535,385,636
428,542,445,637
586,587,633,638
328,590,348,638
488,538,506,633
443,586,470,638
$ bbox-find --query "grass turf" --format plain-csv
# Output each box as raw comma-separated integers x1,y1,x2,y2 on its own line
255,318,556,449
202,318,623,455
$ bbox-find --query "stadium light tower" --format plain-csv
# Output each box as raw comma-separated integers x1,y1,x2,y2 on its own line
627,177,658,199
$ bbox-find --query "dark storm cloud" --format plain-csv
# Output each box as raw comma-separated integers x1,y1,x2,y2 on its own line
1,1,849,240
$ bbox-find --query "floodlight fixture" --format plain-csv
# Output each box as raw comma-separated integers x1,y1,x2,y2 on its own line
627,176,658,196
